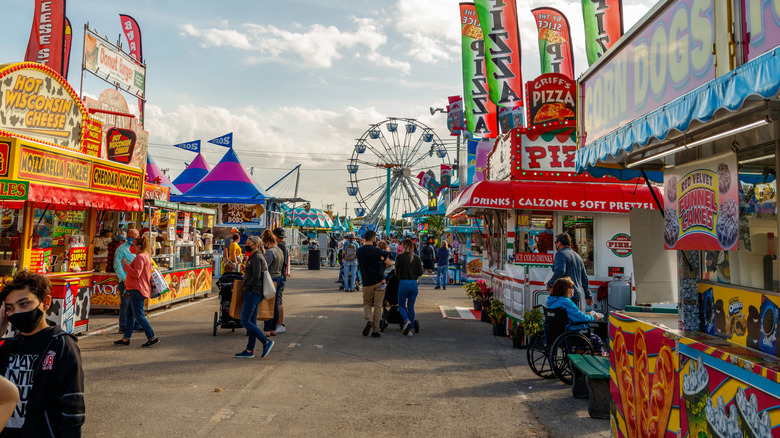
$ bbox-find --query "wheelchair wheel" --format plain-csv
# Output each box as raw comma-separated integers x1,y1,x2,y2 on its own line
526,332,556,379
550,332,594,385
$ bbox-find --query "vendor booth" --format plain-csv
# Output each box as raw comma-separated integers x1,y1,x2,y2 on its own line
0,62,146,334
575,0,780,436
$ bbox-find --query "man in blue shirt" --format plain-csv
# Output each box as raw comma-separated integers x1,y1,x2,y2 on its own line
547,233,593,308
113,229,139,332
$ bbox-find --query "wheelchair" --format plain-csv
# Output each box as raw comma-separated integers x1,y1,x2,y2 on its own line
526,305,596,385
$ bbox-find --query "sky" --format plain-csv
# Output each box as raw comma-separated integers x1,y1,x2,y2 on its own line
0,0,654,218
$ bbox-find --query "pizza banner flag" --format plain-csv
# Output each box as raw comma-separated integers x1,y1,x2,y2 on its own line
530,7,575,80
447,95,465,136
581,0,623,66
460,3,498,138
474,0,523,108
25,0,67,76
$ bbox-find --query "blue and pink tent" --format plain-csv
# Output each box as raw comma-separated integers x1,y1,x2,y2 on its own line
172,153,211,193
170,147,268,204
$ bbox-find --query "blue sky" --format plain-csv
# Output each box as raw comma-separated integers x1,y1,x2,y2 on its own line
0,0,653,216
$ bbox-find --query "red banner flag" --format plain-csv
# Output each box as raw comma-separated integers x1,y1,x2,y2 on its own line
25,0,67,76
447,96,464,136
63,17,72,79
581,0,623,65
530,7,575,80
119,14,143,62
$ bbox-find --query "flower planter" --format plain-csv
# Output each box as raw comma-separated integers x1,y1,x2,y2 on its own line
473,300,482,311
512,326,526,349
480,308,490,322
492,322,507,337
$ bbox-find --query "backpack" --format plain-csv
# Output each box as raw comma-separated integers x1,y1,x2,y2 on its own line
344,241,357,261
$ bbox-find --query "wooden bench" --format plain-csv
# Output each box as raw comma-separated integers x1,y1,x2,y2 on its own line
569,354,610,419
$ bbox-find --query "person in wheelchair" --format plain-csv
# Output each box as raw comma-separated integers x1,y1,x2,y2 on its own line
546,277,605,354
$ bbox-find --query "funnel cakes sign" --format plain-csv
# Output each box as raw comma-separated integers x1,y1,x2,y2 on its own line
0,62,87,151
663,153,738,251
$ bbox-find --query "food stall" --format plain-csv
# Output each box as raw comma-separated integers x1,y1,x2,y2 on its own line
0,62,146,334
574,0,780,435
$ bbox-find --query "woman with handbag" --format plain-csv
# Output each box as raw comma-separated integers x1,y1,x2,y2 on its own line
235,235,275,359
115,235,159,347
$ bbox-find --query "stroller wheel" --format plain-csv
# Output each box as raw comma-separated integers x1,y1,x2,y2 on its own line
414,320,420,334
213,312,218,336
379,320,388,332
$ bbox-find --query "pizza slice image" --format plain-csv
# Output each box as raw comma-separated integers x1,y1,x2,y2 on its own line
533,102,575,124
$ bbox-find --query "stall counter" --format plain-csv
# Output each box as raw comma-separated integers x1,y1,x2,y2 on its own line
45,271,92,334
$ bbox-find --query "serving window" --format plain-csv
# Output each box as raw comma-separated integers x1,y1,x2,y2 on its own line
562,215,595,276
32,206,88,273
515,211,554,255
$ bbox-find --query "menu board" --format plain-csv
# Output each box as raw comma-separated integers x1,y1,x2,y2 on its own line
30,248,52,273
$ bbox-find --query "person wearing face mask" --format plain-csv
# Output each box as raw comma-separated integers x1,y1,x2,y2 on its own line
0,271,85,437
113,228,141,334
261,230,285,337
235,235,274,359
115,235,159,347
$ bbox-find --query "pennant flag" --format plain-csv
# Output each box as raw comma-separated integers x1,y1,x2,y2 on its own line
438,164,453,195
474,0,523,108
460,3,498,138
531,7,575,80
63,18,72,79
119,14,143,62
173,140,201,153
447,96,465,136
25,0,67,75
582,0,623,66
208,133,233,148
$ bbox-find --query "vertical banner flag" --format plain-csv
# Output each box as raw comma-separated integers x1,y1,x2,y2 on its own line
447,96,465,136
460,3,498,138
208,133,233,148
474,0,523,108
63,17,72,79
439,164,453,195
581,0,624,65
25,0,67,76
173,140,201,153
530,7,575,80
119,14,144,126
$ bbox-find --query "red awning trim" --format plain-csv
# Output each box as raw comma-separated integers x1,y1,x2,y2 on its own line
446,180,663,216
27,183,143,211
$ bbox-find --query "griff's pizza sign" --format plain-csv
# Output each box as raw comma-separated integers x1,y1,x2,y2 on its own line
525,73,576,128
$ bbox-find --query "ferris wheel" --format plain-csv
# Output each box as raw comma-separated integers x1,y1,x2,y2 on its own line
347,117,451,230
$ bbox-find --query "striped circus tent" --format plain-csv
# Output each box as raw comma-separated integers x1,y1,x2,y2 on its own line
171,148,269,204
146,155,182,195
172,153,211,193
282,205,333,229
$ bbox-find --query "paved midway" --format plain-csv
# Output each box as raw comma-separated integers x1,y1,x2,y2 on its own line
79,267,610,437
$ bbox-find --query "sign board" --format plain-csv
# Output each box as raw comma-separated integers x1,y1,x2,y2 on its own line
488,132,512,181
744,1,780,61
525,73,576,129
514,252,554,264
663,153,738,250
106,128,137,164
428,190,437,211
83,30,145,99
521,129,577,172
0,180,28,201
82,89,148,168
143,182,170,201
607,233,632,257
218,204,266,229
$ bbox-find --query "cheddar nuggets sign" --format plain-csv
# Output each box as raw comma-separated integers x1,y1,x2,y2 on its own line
0,62,87,151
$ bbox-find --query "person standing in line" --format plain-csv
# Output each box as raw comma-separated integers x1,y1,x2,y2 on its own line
113,229,140,333
547,233,593,309
0,271,85,437
235,236,274,359
421,240,435,275
357,230,391,338
342,234,359,292
262,230,285,337
226,234,242,272
389,238,399,261
115,235,159,347
272,228,288,334
396,238,423,337
435,241,450,290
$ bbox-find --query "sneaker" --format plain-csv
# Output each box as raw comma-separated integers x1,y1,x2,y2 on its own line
235,350,254,359
371,332,381,338
402,321,412,336
276,324,286,334
141,338,159,348
362,321,373,336
113,339,130,346
261,340,274,358
434,285,441,290
406,331,414,337
443,286,446,290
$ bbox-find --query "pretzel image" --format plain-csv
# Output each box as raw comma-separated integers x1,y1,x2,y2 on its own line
634,330,651,438
614,328,637,437
646,345,675,438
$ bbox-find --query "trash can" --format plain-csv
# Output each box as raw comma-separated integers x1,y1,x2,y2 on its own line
308,249,321,270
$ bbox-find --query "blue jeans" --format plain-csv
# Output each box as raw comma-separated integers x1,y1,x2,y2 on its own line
263,276,284,332
118,282,141,331
344,261,358,290
123,290,155,340
241,292,269,352
398,280,418,323
436,265,449,287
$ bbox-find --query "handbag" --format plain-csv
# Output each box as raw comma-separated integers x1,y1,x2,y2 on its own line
149,266,170,299
261,254,276,300
258,296,275,321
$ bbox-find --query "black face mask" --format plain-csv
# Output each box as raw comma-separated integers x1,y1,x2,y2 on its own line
8,306,44,333
244,245,254,253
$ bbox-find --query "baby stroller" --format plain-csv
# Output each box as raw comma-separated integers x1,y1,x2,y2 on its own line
379,270,420,333
212,271,244,336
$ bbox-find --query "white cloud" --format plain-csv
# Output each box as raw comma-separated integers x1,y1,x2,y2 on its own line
395,0,461,64
179,24,252,50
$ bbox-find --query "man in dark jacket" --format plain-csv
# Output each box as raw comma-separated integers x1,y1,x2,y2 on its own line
272,228,288,334
356,230,391,338
420,241,435,274
547,233,593,308
0,271,85,437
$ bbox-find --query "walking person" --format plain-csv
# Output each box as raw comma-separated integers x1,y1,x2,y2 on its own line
262,230,285,337
235,236,275,359
435,241,450,290
115,235,159,347
113,229,141,333
0,271,85,437
342,234,359,292
421,240,435,275
547,233,593,309
272,227,288,334
357,230,391,338
396,238,423,336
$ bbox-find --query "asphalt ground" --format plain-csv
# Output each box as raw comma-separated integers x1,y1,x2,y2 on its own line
79,266,610,437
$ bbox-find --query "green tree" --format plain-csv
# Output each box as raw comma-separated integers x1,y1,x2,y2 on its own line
425,216,444,242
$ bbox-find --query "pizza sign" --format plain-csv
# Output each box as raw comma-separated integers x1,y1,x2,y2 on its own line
525,73,576,128
607,233,632,257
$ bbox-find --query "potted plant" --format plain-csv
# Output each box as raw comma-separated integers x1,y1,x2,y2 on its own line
462,282,482,311
515,308,544,349
486,298,507,336
478,281,493,322
510,322,525,349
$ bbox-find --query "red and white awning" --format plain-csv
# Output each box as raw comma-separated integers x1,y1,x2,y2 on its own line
446,180,662,216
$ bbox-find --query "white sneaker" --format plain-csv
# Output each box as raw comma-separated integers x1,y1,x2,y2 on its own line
402,321,412,336
381,284,387,290
406,331,414,337
276,324,286,334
